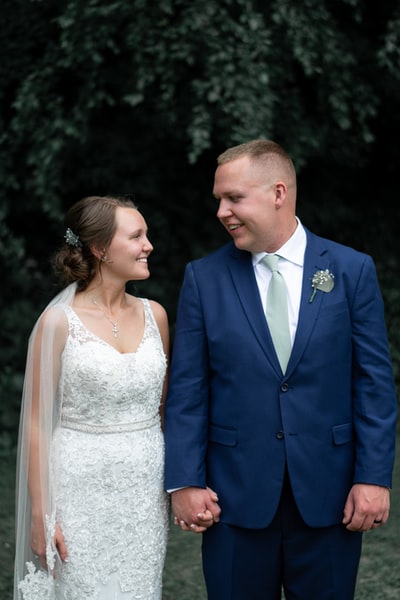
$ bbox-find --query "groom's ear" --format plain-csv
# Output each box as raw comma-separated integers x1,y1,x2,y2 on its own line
273,181,287,207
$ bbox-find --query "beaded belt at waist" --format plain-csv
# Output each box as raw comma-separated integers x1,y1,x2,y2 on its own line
60,414,160,434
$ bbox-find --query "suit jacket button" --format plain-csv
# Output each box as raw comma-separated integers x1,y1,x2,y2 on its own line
276,430,284,440
281,383,289,392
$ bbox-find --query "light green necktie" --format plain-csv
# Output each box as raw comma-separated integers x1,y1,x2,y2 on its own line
262,254,291,373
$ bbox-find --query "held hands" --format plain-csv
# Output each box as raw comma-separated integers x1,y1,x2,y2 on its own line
342,483,390,532
172,486,221,534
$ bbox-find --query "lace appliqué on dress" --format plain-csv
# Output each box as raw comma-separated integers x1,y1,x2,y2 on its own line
18,563,55,600
18,511,58,599
17,298,169,600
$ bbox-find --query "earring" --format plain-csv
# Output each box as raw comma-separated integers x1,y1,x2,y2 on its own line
100,255,107,262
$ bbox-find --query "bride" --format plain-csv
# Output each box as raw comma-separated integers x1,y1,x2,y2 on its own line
14,195,170,599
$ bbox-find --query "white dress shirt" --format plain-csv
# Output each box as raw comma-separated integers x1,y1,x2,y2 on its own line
252,218,306,346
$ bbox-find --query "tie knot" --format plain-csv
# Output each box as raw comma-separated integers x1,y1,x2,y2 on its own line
262,254,280,272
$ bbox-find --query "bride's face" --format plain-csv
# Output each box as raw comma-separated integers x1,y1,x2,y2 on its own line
105,207,154,281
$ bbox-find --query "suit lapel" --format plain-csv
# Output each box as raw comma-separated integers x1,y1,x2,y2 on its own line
226,247,280,371
287,232,331,373
224,235,334,376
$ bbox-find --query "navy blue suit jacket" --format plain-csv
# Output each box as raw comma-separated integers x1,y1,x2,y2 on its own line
164,229,397,528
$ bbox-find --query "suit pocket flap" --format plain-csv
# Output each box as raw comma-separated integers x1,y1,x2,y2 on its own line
332,423,354,445
208,424,237,446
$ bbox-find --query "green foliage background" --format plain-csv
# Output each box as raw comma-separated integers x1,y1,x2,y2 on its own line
1,0,400,454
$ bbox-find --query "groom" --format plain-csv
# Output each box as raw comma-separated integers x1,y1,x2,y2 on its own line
164,139,397,599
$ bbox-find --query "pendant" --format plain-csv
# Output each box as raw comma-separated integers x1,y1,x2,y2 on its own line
112,323,119,337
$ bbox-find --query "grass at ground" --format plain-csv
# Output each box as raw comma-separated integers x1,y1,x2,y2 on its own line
2,433,399,599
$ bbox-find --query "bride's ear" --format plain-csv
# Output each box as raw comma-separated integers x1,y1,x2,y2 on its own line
90,245,106,262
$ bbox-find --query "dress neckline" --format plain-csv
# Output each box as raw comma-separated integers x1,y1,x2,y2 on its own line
65,299,147,356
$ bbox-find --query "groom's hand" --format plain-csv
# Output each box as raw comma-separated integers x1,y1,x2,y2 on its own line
172,486,221,534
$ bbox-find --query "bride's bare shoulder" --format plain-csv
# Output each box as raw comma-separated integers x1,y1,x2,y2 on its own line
37,303,69,336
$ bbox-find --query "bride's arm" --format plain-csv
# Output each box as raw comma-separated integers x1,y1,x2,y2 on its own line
149,300,170,429
27,308,69,568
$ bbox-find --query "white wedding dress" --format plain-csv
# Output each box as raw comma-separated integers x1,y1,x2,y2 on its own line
18,298,169,600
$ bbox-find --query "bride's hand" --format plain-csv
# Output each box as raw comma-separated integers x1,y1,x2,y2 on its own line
30,515,47,569
31,519,68,569
55,523,68,562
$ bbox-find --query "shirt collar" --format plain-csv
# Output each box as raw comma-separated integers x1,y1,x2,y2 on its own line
252,217,306,268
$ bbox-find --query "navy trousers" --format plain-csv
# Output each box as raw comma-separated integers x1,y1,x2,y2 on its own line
202,473,362,600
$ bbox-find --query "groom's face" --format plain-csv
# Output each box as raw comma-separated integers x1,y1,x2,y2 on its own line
213,155,279,254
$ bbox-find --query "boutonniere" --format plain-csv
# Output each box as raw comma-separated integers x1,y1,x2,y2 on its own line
309,269,335,303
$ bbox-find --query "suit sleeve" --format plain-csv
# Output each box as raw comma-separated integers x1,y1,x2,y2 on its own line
351,255,398,487
164,263,210,490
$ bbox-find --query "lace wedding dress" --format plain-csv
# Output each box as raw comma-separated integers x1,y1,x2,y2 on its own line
17,298,169,600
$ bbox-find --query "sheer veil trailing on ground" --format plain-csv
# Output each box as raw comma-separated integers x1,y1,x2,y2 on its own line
14,283,76,599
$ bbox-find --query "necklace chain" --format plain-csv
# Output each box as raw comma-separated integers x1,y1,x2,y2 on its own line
88,295,124,338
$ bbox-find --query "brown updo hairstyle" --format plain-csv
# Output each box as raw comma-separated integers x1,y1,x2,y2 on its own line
53,195,137,292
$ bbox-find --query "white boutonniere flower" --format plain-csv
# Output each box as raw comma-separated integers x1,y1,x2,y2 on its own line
309,269,335,303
